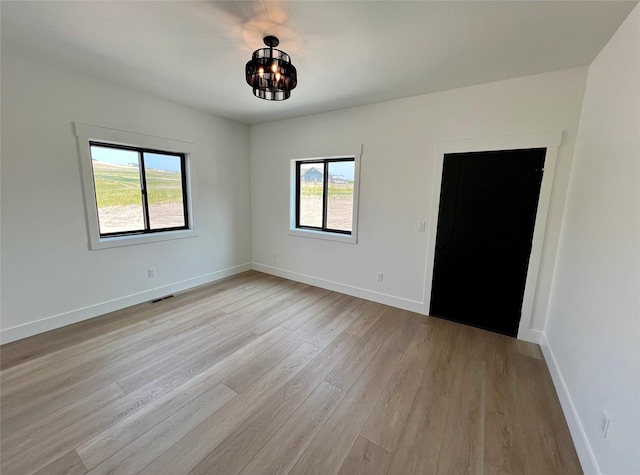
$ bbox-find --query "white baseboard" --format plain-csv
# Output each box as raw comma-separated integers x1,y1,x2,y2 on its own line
252,263,423,313
0,263,252,345
539,333,600,475
522,329,543,344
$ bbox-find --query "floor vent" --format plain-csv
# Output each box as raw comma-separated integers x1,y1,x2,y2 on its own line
150,294,175,304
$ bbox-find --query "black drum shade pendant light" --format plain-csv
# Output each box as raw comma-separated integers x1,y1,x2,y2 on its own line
245,36,297,101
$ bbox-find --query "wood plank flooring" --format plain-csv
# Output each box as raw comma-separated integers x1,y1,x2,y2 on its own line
0,270,582,475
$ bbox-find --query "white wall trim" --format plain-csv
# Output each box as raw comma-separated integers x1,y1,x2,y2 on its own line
73,122,197,250
435,132,562,155
285,143,363,162
540,332,600,475
288,144,363,244
252,262,423,313
421,131,563,341
74,123,195,152
523,329,543,344
0,263,252,344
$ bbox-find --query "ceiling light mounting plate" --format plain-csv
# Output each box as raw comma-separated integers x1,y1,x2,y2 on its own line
263,35,279,48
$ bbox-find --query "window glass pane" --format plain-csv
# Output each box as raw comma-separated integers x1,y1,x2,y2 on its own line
326,161,354,232
299,163,324,228
90,145,144,234
144,153,186,230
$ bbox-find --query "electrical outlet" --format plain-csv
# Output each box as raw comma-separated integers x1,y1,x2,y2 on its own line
148,267,156,278
418,222,426,232
273,252,277,260
600,412,610,439
376,272,384,282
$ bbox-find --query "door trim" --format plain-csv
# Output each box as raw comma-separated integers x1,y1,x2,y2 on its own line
421,132,563,342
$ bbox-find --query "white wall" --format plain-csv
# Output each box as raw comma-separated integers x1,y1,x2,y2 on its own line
250,68,588,340
1,55,252,343
543,5,640,475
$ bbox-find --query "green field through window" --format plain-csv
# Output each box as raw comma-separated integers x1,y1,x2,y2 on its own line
90,144,187,236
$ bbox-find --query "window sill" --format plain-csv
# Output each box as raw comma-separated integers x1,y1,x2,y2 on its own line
90,229,198,250
288,228,357,244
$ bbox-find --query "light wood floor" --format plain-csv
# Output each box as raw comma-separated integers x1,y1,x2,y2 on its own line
0,271,582,475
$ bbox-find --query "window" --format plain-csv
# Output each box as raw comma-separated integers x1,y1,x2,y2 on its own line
296,158,355,233
89,142,188,237
290,144,361,243
74,123,195,250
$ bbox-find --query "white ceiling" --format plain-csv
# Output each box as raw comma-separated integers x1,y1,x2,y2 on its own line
2,1,636,125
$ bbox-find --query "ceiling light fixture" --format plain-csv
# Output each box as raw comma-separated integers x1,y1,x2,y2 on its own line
245,36,297,101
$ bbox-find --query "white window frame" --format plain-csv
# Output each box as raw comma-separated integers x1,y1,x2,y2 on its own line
289,144,362,244
74,123,197,250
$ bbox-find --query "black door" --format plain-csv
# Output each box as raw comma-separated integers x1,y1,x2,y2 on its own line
429,148,545,336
